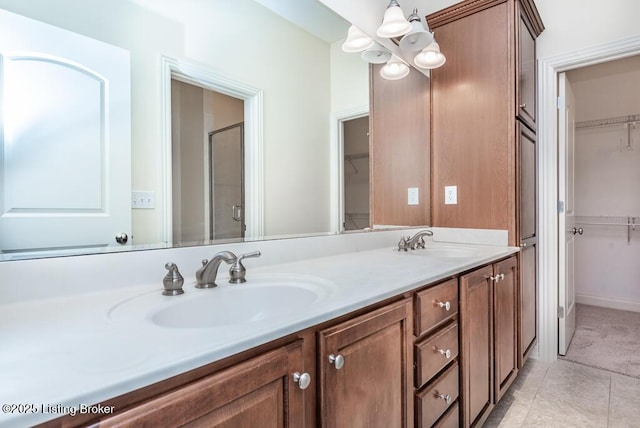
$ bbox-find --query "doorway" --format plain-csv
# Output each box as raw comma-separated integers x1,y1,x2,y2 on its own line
342,115,370,231
171,79,245,243
538,35,640,363
556,57,640,376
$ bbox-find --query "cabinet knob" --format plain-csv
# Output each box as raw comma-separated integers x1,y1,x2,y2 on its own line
520,242,527,248
435,391,452,404
520,103,527,109
435,300,451,311
328,354,345,370
292,372,311,390
436,348,452,359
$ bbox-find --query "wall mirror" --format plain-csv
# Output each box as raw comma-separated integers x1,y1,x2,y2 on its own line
0,0,377,260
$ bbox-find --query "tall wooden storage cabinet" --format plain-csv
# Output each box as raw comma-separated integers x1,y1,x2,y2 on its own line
427,0,543,368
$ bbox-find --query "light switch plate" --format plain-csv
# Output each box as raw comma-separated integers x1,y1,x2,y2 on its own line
445,186,457,205
408,187,419,205
132,191,155,209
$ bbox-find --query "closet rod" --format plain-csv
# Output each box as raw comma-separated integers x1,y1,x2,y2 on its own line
576,114,640,129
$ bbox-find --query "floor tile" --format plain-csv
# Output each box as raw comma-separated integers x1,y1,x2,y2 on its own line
608,373,640,427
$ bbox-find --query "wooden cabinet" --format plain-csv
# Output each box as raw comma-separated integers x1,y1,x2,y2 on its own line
460,256,518,427
518,122,538,365
493,257,518,402
517,0,538,129
427,0,543,370
318,299,412,428
413,278,460,427
460,265,494,427
98,340,307,427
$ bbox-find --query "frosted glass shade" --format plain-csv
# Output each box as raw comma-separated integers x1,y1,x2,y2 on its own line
399,20,434,51
380,56,410,80
414,41,446,69
361,43,392,64
376,3,412,38
342,25,374,53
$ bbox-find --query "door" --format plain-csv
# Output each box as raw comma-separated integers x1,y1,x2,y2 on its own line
460,265,494,427
493,257,518,402
558,72,577,355
518,122,538,365
99,341,306,427
0,9,131,254
319,299,412,428
210,123,244,240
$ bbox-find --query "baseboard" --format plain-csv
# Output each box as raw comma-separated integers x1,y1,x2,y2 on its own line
576,293,640,313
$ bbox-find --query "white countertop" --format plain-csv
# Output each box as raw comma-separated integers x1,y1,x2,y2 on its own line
0,237,517,427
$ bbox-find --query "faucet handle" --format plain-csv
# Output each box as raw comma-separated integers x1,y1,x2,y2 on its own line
397,236,409,252
229,251,262,284
163,262,184,296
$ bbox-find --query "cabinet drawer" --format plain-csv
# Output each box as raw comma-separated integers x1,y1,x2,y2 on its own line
415,362,459,428
434,401,459,428
415,278,458,336
415,321,458,388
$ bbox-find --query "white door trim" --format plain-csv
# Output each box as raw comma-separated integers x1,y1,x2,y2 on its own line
160,56,264,243
330,105,369,233
537,35,640,362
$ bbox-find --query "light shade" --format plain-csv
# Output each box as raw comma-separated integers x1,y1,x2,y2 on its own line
380,55,410,80
414,41,446,69
399,9,434,51
376,0,412,38
361,42,392,64
342,25,374,53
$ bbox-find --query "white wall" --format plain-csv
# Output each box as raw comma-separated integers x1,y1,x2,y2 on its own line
568,56,640,308
0,0,338,242
330,41,369,113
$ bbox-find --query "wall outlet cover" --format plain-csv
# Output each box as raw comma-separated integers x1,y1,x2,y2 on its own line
445,186,457,205
408,187,419,205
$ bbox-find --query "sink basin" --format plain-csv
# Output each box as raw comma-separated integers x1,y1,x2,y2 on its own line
109,274,334,329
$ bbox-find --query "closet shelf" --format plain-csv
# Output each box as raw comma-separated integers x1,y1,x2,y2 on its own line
576,114,640,129
575,215,637,243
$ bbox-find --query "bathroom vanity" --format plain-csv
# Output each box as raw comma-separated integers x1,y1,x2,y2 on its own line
1,228,519,428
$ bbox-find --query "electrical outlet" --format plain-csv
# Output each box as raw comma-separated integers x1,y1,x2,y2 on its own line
408,187,419,205
132,191,155,209
445,186,457,205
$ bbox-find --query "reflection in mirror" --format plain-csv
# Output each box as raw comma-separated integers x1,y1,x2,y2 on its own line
0,0,371,260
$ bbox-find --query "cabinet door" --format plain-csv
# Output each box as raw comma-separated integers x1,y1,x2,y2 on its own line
493,257,518,402
517,4,537,129
98,341,307,427
460,266,494,427
519,240,537,365
319,299,412,428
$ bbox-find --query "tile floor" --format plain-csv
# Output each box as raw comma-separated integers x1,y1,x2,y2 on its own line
484,359,640,427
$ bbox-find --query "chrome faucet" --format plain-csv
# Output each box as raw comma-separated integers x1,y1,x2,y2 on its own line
195,251,237,288
398,230,434,251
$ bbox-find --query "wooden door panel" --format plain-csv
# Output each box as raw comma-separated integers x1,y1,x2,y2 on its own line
460,265,493,427
494,257,518,401
519,241,537,365
319,299,412,428
517,7,537,128
98,341,304,427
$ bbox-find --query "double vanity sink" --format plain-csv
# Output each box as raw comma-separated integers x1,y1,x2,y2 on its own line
0,229,518,427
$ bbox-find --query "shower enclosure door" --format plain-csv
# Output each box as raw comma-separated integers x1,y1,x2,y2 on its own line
209,123,244,240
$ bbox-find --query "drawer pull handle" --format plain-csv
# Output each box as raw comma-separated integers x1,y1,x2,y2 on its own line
435,300,451,311
436,348,452,359
435,391,452,405
292,372,311,390
328,354,345,370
